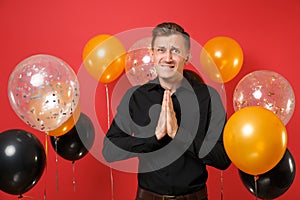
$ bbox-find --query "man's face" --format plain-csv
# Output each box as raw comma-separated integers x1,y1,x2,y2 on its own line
152,34,190,82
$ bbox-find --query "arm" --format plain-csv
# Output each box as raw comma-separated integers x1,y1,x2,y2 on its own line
102,88,170,162
199,87,231,170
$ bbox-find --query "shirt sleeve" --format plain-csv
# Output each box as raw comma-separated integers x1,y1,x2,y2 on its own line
198,86,231,170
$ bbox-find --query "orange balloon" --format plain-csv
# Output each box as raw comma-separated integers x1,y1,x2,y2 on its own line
82,34,126,83
223,106,287,175
200,36,243,83
47,102,81,137
98,53,127,84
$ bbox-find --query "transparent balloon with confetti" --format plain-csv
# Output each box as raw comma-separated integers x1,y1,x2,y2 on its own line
125,37,156,86
8,54,80,132
233,70,295,125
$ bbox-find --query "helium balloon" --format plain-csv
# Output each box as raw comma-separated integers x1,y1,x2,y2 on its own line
233,70,295,125
82,34,126,84
239,149,296,199
0,129,46,195
47,102,81,137
125,37,156,85
8,54,80,132
223,106,287,175
200,36,243,83
50,113,95,161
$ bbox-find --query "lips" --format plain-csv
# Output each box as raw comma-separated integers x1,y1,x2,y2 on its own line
160,63,175,69
159,65,174,73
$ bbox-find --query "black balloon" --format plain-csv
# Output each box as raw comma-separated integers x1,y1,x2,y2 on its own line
0,129,46,196
50,113,95,161
239,149,296,199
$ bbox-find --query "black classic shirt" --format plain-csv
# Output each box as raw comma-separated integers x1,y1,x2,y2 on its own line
102,76,231,196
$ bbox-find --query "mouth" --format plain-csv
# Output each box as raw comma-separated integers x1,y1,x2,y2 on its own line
160,64,175,69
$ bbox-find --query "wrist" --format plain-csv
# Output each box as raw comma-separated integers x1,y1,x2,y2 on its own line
168,126,178,139
155,129,165,140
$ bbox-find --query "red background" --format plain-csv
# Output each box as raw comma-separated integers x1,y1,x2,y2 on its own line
0,0,299,199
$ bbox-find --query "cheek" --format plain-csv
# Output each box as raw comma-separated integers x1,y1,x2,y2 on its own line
153,55,163,63
176,58,185,65
176,60,186,70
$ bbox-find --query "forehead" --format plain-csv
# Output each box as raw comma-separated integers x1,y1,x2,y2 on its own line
153,34,188,49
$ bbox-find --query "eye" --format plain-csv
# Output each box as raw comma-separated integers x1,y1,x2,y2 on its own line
156,47,166,53
171,48,180,54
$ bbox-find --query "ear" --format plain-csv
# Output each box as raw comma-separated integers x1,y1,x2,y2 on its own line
185,53,192,63
150,48,154,62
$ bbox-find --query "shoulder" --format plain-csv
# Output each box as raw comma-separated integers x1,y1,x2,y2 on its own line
188,79,222,102
187,78,209,94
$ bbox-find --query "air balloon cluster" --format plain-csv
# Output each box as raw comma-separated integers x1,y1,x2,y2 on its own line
1,30,296,199
199,35,296,199
3,54,95,197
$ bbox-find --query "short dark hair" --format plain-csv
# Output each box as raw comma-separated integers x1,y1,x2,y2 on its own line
151,22,190,50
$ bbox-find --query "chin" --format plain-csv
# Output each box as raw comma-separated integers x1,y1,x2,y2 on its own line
159,72,182,81
157,71,174,78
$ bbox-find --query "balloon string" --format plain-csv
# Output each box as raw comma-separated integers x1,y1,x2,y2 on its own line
220,171,224,200
105,84,111,129
43,133,49,200
72,161,76,192
110,168,114,200
45,133,48,159
254,175,259,200
105,84,114,200
55,137,59,193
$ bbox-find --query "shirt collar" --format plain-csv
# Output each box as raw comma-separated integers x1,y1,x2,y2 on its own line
146,77,195,93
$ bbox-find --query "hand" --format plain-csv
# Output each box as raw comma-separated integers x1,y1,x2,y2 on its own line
166,90,178,139
155,90,178,140
155,90,168,140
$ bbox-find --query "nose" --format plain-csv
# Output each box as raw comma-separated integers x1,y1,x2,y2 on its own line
165,50,173,62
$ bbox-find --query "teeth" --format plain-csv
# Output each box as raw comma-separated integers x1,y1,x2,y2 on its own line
161,65,174,71
162,65,174,68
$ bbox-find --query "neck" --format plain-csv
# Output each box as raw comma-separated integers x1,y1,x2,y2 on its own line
158,76,183,94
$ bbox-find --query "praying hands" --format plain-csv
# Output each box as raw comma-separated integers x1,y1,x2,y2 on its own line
155,90,178,140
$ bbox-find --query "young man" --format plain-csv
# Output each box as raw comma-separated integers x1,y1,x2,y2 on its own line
102,22,231,200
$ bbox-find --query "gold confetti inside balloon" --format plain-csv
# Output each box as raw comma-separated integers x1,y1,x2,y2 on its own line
233,70,295,125
125,37,156,86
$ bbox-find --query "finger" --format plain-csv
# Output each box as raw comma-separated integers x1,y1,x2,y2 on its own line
168,95,174,111
166,93,174,125
162,90,168,110
165,90,170,104
165,90,174,113
155,91,168,140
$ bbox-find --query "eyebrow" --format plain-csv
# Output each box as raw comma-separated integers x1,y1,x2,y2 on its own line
155,45,181,51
